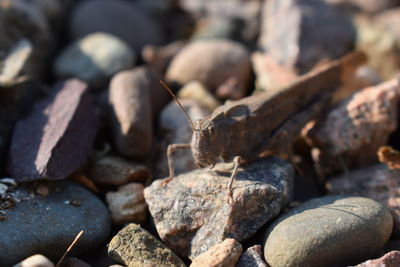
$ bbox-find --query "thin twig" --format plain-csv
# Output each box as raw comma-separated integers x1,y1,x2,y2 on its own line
55,230,84,267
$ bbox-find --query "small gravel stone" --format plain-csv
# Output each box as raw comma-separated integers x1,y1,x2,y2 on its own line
259,0,355,73
54,32,134,88
69,0,164,51
13,254,54,267
327,164,400,234
166,39,252,92
177,81,221,111
142,40,186,73
156,99,210,178
264,196,393,267
190,238,242,267
0,181,111,266
353,250,400,267
109,68,154,159
145,157,293,258
106,183,147,225
236,245,268,267
305,79,400,176
58,257,91,267
89,155,150,186
108,223,186,267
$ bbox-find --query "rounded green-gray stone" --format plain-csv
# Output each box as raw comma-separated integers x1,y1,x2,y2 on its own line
264,196,393,267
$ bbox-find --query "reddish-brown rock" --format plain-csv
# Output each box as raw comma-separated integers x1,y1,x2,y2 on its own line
109,67,156,159
327,164,400,233
145,157,293,258
190,238,242,267
7,79,98,181
236,245,268,267
106,183,147,225
353,250,400,267
89,155,150,186
305,79,400,176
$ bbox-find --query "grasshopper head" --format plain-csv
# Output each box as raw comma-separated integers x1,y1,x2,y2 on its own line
191,117,220,167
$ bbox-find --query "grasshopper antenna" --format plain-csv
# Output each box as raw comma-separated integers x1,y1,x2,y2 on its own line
160,80,197,133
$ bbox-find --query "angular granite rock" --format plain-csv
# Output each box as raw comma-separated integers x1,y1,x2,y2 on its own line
108,224,186,267
190,238,242,267
305,79,400,176
264,196,393,267
259,0,355,73
236,245,268,267
353,250,400,267
0,181,111,266
7,79,98,181
145,157,294,258
327,164,400,234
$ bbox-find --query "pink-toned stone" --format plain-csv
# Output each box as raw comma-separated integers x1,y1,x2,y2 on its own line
190,239,242,267
305,79,400,176
327,164,400,233
106,183,147,225
251,52,298,93
353,250,400,267
89,155,150,186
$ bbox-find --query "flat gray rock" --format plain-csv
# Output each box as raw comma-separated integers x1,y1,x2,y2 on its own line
0,181,111,266
144,157,293,258
264,196,393,267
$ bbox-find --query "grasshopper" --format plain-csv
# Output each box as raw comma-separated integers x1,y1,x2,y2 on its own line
160,51,366,197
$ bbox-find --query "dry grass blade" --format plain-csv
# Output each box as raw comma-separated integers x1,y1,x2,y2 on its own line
55,230,84,267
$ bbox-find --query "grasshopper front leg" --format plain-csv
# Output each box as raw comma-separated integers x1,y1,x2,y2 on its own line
227,156,242,204
165,144,192,184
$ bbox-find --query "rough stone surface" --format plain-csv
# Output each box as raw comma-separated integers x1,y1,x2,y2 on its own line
353,250,400,267
259,0,355,73
305,79,400,176
0,181,111,266
190,238,242,267
7,79,98,181
166,39,252,91
106,183,147,225
327,164,400,234
236,245,268,267
69,0,164,51
54,32,134,88
109,67,155,159
145,157,294,258
89,155,150,186
108,223,186,267
264,196,393,267
13,254,54,267
156,99,210,178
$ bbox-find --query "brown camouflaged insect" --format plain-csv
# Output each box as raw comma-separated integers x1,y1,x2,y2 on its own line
161,51,366,198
